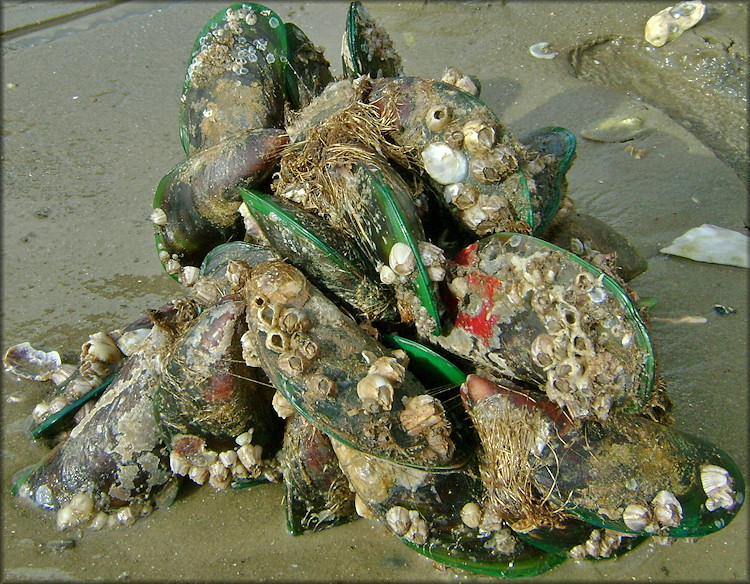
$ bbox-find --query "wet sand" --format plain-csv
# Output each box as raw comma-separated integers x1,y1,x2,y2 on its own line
2,1,747,581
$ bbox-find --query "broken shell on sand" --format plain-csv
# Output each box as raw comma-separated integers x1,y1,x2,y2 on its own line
645,1,706,47
660,224,749,268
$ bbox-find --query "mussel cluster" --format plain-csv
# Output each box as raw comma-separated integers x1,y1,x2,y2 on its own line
5,3,744,578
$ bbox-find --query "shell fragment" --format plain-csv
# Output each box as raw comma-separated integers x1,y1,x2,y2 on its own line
660,224,749,268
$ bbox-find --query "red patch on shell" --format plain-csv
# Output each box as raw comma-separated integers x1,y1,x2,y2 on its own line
454,271,501,345
453,242,479,266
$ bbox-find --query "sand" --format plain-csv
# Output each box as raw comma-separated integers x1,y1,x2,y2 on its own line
2,1,747,581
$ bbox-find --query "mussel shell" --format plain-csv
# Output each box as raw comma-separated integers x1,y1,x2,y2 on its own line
281,414,357,535
342,1,403,79
542,211,648,281
153,129,287,271
341,161,442,335
244,260,458,470
30,371,118,440
240,187,398,322
179,3,288,154
200,240,279,281
534,413,746,538
284,22,334,111
333,440,564,578
436,233,654,420
519,517,647,560
13,313,191,511
155,295,278,451
519,126,577,235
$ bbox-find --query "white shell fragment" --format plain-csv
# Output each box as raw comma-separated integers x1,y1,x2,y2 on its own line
529,42,557,59
660,224,749,268
645,1,705,47
581,114,653,143
421,142,469,185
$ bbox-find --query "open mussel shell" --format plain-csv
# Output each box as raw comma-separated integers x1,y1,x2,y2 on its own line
243,260,459,470
154,295,279,451
436,233,654,421
281,414,358,535
284,22,334,111
179,3,288,155
239,187,398,323
533,413,746,539
3,342,62,382
368,77,535,235
342,1,403,79
153,128,287,274
519,126,577,235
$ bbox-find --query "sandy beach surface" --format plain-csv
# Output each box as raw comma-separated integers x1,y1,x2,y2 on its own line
2,1,747,581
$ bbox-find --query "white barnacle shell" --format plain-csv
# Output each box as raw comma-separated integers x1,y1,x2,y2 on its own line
271,390,296,419
169,450,191,476
356,374,394,412
368,356,406,385
150,207,167,226
69,492,95,520
441,66,478,96
81,331,121,364
425,104,452,133
354,494,375,519
179,265,200,287
237,443,263,470
56,504,76,530
443,182,462,205
622,503,652,532
701,464,736,511
235,429,254,446
418,241,446,282
385,505,412,536
208,461,232,490
462,120,496,154
32,401,51,424
460,502,482,529
388,242,416,276
88,511,109,531
378,264,398,285
405,509,429,544
188,465,210,485
219,449,238,468
651,490,683,528
421,142,469,185
114,506,137,527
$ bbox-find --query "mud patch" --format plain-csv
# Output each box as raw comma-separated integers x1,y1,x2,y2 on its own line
569,26,747,183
